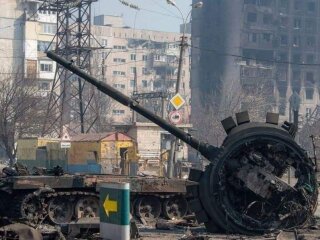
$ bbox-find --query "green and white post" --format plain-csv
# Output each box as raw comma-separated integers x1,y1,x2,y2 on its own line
99,182,130,240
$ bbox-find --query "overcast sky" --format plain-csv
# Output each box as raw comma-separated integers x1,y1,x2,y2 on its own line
92,0,192,33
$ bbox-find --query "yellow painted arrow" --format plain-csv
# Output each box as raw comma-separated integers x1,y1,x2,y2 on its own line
103,194,118,217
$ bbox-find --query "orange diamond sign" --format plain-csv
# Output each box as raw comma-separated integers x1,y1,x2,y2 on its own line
170,93,185,110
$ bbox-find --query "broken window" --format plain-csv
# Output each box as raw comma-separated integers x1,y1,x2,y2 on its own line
263,14,272,25
247,12,257,23
280,35,288,46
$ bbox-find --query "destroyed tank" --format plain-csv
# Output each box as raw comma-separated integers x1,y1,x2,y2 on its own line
46,51,318,234
3,51,315,235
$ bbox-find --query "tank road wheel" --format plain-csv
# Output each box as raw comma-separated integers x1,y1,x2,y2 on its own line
48,197,74,224
135,196,161,222
19,194,45,224
187,112,318,235
162,196,188,220
75,196,99,219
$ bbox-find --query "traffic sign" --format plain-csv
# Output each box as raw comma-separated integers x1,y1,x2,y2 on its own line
170,93,185,110
60,142,71,149
169,110,183,125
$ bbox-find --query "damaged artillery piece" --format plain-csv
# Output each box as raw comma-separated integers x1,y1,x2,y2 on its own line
46,52,318,235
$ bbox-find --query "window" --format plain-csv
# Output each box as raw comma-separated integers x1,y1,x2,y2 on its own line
130,54,136,61
247,12,257,23
102,39,108,47
113,84,125,89
113,45,126,50
142,80,148,88
154,55,161,61
280,35,288,45
130,80,136,88
142,67,148,74
112,110,125,115
41,23,56,34
306,72,315,85
113,58,126,63
293,18,301,29
307,1,316,12
40,63,53,72
306,54,315,64
113,71,125,76
142,55,148,61
248,33,257,43
39,82,50,91
37,41,52,52
306,89,314,100
130,67,136,74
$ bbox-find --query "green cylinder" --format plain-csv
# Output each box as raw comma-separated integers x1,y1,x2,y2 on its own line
99,182,130,240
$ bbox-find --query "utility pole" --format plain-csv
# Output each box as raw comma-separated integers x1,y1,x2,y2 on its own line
166,0,203,178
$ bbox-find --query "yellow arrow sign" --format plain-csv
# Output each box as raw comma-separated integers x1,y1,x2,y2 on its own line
103,194,118,217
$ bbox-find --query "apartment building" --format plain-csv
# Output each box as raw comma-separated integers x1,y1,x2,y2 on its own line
191,0,320,130
92,15,191,125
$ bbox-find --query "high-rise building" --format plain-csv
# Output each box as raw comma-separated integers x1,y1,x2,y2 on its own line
191,0,320,136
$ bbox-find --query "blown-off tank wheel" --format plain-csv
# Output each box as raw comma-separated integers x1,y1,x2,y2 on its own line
134,196,161,222
188,112,318,235
162,196,188,220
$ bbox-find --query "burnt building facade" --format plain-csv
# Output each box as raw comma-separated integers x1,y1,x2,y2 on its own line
191,0,320,133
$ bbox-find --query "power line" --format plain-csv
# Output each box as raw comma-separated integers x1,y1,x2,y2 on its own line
190,44,320,67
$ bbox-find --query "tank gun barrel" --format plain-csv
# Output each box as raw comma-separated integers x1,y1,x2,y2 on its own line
47,51,220,160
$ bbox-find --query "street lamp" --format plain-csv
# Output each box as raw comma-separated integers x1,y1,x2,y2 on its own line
166,1,203,178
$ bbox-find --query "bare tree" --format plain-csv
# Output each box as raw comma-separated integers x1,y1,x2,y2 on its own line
0,72,42,166
193,79,274,146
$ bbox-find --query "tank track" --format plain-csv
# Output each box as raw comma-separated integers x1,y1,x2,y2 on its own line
7,190,189,225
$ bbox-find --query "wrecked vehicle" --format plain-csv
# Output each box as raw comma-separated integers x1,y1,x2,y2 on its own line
43,51,319,234
0,170,190,224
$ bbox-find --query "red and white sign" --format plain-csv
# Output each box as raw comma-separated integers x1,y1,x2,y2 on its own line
169,111,183,125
